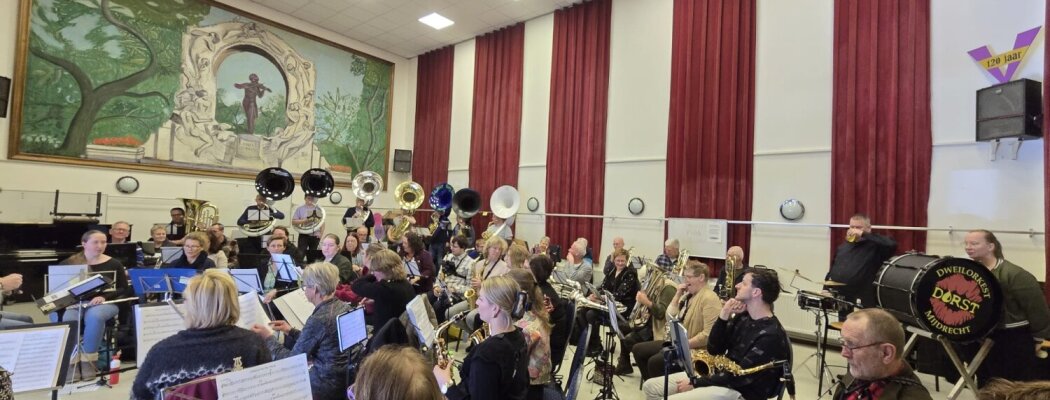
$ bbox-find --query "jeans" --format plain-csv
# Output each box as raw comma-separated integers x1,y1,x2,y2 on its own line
642,372,743,400
0,311,33,329
50,304,118,354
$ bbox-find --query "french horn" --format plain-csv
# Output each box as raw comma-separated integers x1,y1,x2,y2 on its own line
293,169,334,235
386,181,424,242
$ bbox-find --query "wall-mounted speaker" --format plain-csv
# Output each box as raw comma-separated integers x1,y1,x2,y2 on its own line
0,76,10,119
393,149,412,173
976,78,1043,141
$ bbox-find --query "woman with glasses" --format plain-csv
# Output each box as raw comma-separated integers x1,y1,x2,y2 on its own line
252,262,351,400
162,231,216,271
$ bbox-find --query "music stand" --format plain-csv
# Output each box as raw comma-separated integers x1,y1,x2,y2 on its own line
159,247,183,265
666,320,695,399
272,253,299,283
229,269,263,294
0,321,77,397
128,268,196,299
592,291,626,400
45,265,89,293
337,308,368,352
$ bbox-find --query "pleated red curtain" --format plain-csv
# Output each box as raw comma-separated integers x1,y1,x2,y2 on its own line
412,46,455,222
544,0,612,259
831,0,931,255
665,0,756,269
468,24,525,235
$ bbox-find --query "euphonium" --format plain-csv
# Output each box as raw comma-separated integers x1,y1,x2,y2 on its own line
181,198,219,232
387,181,425,242
672,249,690,277
629,261,667,328
720,256,737,300
691,350,785,377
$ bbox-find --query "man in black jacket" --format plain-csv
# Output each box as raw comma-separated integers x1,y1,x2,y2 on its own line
825,213,897,320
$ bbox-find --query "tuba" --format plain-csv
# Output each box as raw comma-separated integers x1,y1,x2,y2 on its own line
241,168,294,237
451,188,481,240
181,198,219,232
293,169,334,235
386,181,424,242
428,183,454,232
482,185,519,241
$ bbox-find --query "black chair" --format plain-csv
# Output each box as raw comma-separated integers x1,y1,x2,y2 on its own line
774,322,795,400
563,324,592,400
550,298,577,385
348,318,409,387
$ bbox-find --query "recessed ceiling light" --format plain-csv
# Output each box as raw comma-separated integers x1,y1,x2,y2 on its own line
419,12,454,30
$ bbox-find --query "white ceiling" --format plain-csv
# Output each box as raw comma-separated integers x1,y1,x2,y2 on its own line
248,0,581,59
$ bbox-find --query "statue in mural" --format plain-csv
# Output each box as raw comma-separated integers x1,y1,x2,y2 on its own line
234,73,272,134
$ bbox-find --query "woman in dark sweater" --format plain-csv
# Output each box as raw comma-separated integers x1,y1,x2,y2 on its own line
162,231,216,271
132,270,270,399
252,262,351,400
351,249,416,329
320,234,357,284
400,231,435,294
434,276,529,400
53,230,133,370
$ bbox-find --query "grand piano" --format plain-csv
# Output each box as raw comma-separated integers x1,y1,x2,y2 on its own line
0,221,97,303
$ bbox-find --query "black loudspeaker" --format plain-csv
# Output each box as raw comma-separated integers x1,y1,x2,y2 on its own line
976,78,1043,141
0,76,10,118
393,149,412,173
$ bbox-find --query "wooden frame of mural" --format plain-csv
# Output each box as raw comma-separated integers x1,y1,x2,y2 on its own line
8,0,394,185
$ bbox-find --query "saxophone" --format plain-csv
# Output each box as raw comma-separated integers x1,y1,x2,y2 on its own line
463,260,482,310
691,350,784,377
468,323,489,348
720,257,736,300
435,311,470,384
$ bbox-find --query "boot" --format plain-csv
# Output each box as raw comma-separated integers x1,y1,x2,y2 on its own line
614,353,633,375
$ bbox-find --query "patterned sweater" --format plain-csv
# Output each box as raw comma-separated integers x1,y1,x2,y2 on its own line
131,325,271,400
266,297,352,400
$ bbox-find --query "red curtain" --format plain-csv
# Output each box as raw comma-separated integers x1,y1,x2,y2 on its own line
831,0,931,256
545,0,612,258
1043,0,1050,302
665,0,756,271
412,46,455,222
468,24,525,235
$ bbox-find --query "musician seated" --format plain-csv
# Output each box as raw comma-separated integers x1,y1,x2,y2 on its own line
0,274,33,328
320,233,357,284
507,243,530,270
353,345,444,399
352,225,375,248
132,270,271,400
342,198,375,236
167,207,187,244
978,379,1050,400
531,236,551,256
655,238,683,272
206,229,229,269
642,268,789,400
340,232,366,279
461,236,510,331
208,223,237,266
506,269,554,399
251,262,352,400
562,239,593,287
833,308,932,400
262,236,297,304
400,231,435,295
528,254,567,352
51,230,133,375
162,232,216,271
270,226,305,265
108,221,131,245
714,246,750,299
632,261,720,379
431,235,476,322
602,237,626,276
146,225,175,255
351,249,416,329
434,276,530,400
575,248,638,357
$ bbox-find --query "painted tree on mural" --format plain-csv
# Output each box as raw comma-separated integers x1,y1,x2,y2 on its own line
315,54,391,174
21,0,209,156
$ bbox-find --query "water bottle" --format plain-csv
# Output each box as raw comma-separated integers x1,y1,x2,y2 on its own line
109,352,121,384
136,244,145,267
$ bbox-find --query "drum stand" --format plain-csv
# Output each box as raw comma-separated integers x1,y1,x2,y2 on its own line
795,308,836,395
900,326,993,400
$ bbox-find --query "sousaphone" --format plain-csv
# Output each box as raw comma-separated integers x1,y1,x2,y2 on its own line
241,167,294,237
485,185,519,240
293,168,334,235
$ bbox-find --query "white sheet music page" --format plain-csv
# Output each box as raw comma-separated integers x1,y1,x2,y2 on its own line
273,289,314,330
215,353,311,400
0,334,24,372
237,291,272,329
406,295,435,345
9,326,68,393
135,303,186,366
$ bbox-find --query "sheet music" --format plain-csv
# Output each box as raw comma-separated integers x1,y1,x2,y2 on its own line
249,209,271,222
0,334,24,371
336,308,367,351
344,216,365,228
230,269,262,293
135,303,186,366
237,292,272,330
8,326,68,393
215,353,311,400
406,295,435,346
47,265,88,292
273,289,315,330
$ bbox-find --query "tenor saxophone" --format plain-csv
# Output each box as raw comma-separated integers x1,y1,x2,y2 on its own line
691,350,784,377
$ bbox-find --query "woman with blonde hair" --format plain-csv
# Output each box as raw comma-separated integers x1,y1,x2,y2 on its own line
162,231,216,271
434,276,529,400
252,262,351,400
505,269,553,399
352,345,443,400
132,270,270,400
352,249,416,328
507,244,530,270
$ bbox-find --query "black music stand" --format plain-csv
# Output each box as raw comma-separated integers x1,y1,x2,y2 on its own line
591,292,626,400
663,320,693,400
272,253,299,284
228,269,263,294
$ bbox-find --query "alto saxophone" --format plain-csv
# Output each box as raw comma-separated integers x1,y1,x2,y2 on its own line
435,311,470,384
468,323,489,348
463,260,482,310
691,350,784,377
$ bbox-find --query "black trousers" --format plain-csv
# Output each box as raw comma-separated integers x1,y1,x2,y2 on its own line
298,234,320,253
632,340,682,380
957,326,1041,386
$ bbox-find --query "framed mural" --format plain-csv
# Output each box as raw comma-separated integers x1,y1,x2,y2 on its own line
8,0,393,184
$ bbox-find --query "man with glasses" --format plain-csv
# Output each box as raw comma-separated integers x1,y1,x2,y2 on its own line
167,207,187,244
109,221,131,244
833,308,931,400
642,268,790,400
629,261,719,378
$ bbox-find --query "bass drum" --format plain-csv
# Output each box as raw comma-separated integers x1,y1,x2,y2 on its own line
875,253,1003,342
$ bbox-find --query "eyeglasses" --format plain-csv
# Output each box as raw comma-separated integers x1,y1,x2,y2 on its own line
184,245,202,249
842,341,884,354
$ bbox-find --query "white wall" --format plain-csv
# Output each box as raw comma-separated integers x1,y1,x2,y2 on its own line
516,14,555,246
0,0,417,241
